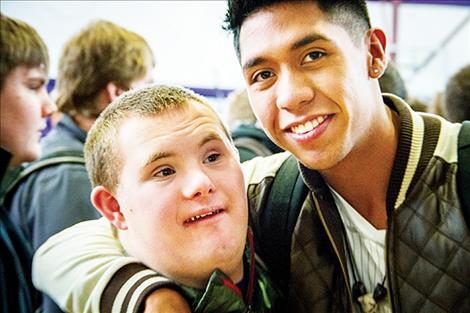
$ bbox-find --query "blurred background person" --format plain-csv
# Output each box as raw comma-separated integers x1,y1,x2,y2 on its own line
0,13,55,313
444,64,470,122
379,62,429,113
379,62,409,101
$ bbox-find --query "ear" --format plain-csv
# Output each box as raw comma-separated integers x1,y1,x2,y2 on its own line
104,82,125,102
367,28,387,79
91,186,128,230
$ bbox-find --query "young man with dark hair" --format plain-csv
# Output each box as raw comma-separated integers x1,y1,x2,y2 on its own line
33,1,470,312
0,13,55,313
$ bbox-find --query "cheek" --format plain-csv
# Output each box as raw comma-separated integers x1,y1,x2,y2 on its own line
122,184,174,226
228,169,249,215
251,100,272,128
137,195,173,222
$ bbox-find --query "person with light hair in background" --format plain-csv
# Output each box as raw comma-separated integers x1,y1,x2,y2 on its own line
0,13,55,313
4,19,155,313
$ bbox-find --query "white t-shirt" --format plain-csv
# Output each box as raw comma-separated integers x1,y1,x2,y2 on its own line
329,186,391,312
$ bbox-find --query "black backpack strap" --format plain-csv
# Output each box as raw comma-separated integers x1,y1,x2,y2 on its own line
1,149,85,205
458,121,470,227
256,154,308,293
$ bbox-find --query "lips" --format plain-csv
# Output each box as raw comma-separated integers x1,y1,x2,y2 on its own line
183,208,224,225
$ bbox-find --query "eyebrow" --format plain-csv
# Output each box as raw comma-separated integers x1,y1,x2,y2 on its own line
198,131,224,148
242,33,328,72
143,151,174,169
291,34,327,50
141,131,224,169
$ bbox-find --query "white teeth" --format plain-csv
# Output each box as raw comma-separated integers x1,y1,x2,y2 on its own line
187,209,220,223
291,115,327,134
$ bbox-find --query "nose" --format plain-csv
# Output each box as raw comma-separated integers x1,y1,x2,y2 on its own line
275,68,314,112
41,89,56,118
182,167,216,200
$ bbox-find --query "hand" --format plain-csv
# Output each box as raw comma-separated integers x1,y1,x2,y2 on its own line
144,288,191,313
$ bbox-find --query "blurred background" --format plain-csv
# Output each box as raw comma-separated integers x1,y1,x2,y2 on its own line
2,0,469,114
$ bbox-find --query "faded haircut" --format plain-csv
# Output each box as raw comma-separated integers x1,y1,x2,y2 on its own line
223,0,371,61
84,84,233,193
56,20,155,117
0,13,49,89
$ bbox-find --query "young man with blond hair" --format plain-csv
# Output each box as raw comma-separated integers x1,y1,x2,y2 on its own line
37,84,282,312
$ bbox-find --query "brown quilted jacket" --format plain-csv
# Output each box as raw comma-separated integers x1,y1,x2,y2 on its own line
242,95,470,313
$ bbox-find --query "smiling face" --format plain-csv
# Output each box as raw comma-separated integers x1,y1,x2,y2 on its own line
100,100,248,288
0,65,55,165
239,1,385,170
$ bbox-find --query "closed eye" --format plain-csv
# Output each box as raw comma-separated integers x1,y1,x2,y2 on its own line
27,80,46,91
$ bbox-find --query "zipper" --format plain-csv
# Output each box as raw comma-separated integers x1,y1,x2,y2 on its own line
246,229,256,307
385,212,396,312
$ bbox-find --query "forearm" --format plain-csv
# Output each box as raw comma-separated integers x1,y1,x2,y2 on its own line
143,288,191,313
32,218,179,313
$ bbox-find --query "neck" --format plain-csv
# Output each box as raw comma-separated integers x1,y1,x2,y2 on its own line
321,107,400,229
72,113,96,132
72,90,113,132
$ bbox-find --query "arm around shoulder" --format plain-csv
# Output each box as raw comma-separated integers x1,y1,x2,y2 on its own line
33,218,181,313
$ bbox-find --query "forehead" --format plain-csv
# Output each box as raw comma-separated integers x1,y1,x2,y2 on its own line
10,64,47,79
239,2,352,67
117,99,227,144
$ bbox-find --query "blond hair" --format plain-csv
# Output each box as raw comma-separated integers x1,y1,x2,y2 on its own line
56,20,154,117
85,85,232,193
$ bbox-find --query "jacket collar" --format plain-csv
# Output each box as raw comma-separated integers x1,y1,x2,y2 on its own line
56,113,88,144
383,95,441,211
178,229,257,309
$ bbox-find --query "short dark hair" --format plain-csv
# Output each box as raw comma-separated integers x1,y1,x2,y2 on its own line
0,13,49,89
223,0,371,60
444,64,470,123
